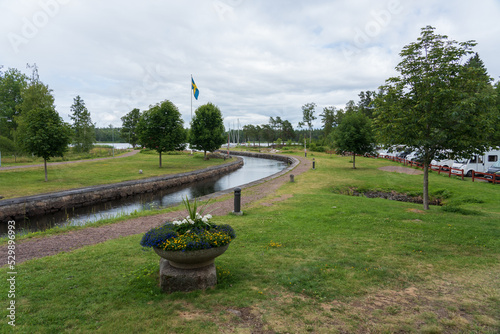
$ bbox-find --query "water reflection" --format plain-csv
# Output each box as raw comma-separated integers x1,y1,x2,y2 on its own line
4,156,286,236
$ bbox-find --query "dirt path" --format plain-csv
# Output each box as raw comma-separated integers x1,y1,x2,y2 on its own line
378,165,424,175
2,155,311,265
0,150,140,171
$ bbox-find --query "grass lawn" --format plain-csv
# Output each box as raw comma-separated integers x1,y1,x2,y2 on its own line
0,146,130,167
1,152,499,333
0,151,228,199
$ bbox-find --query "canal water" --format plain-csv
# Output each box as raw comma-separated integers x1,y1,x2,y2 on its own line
6,156,286,236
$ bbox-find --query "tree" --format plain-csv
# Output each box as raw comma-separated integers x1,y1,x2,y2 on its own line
331,112,375,169
0,67,28,139
320,106,337,139
281,120,295,141
69,95,95,153
243,124,259,146
494,81,500,143
189,102,226,159
357,91,376,118
95,127,124,142
120,108,141,148
299,102,317,142
17,68,71,181
260,124,275,146
0,136,16,154
373,26,496,210
137,100,186,167
269,116,283,139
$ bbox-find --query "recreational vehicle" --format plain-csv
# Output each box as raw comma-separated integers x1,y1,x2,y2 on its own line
452,148,500,177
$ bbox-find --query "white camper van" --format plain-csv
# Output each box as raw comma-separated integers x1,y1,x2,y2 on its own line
431,150,454,170
452,148,500,177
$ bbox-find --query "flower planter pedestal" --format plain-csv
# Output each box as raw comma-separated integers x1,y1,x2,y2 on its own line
156,245,229,293
159,259,216,293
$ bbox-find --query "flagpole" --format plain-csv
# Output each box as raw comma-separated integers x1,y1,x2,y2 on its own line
190,74,193,121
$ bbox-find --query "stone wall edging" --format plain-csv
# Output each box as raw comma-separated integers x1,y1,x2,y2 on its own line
0,157,244,221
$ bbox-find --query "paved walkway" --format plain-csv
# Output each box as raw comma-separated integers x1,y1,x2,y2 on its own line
0,150,140,171
1,155,311,266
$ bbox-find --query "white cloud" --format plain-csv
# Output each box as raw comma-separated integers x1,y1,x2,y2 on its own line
1,0,499,130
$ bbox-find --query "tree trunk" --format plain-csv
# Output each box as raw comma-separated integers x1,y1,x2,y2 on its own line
44,158,48,182
159,151,162,168
352,153,356,169
204,150,207,160
423,162,429,210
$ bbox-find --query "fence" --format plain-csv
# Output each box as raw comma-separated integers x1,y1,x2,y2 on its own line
378,155,464,180
472,171,499,184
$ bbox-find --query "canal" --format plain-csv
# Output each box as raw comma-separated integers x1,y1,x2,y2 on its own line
6,156,286,236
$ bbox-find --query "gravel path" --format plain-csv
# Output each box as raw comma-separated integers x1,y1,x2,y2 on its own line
2,155,310,265
0,150,140,171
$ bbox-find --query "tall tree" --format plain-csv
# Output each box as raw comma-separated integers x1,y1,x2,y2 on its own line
320,106,337,139
120,108,141,148
243,124,259,145
299,102,317,142
494,81,500,144
17,66,71,181
357,90,376,118
137,100,186,167
269,116,283,139
189,102,226,159
260,124,275,145
331,112,375,169
373,26,496,210
0,68,28,139
281,120,295,141
69,95,95,153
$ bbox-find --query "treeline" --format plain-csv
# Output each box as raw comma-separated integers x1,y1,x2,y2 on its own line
0,64,98,158
95,127,125,143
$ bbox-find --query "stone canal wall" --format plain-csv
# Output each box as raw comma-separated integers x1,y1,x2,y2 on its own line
220,150,296,166
0,157,243,222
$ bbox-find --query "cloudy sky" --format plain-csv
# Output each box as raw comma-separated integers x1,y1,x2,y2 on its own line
1,0,499,130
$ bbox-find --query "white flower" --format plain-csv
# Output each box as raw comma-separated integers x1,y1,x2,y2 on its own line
172,220,182,225
205,214,212,220
202,217,208,223
196,213,202,219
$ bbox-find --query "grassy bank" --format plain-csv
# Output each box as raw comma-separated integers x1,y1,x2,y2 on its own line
1,153,499,333
0,146,129,166
0,151,229,199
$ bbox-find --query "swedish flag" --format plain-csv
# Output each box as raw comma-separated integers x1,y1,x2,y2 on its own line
191,77,199,100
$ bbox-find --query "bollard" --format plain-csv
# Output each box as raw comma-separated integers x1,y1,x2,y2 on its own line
233,187,243,215
312,158,315,170
305,152,307,158
290,174,295,183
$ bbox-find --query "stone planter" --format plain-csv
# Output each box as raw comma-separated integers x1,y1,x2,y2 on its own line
153,244,229,269
155,244,231,293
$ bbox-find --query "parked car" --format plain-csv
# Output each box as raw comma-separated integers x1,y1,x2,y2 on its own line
397,148,413,159
406,151,421,162
485,160,500,182
431,150,454,170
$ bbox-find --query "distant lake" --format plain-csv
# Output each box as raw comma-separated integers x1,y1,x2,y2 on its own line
95,143,133,149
